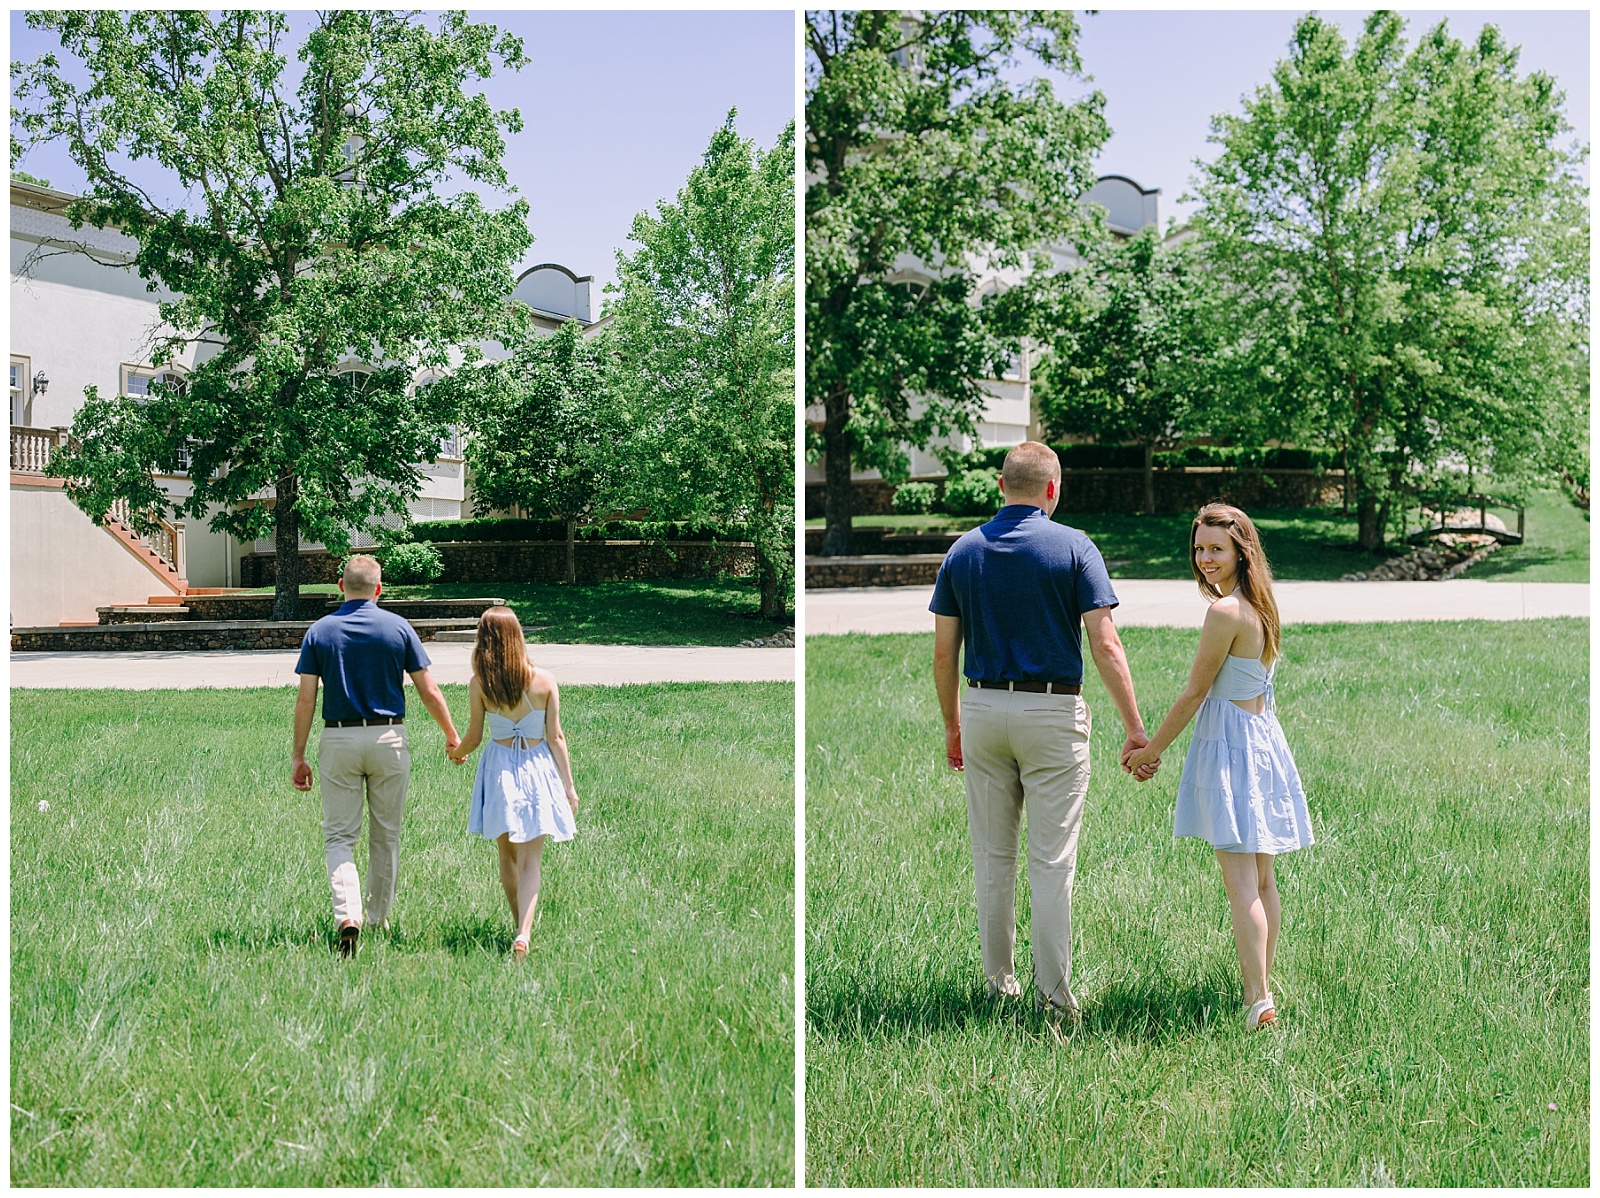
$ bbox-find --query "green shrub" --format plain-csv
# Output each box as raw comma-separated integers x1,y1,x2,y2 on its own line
892,482,938,515
941,468,1001,517
408,517,751,544
377,540,444,584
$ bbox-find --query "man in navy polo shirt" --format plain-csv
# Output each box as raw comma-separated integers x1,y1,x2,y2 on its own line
931,441,1156,1013
291,554,460,956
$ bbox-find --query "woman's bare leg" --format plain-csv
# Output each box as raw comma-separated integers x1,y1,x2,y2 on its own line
1216,850,1271,1008
1256,854,1280,994
496,834,519,924
513,835,547,943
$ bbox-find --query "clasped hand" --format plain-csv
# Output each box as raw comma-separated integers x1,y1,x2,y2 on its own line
1121,735,1161,782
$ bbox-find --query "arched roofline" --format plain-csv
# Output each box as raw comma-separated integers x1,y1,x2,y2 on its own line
515,262,593,285
1092,173,1161,196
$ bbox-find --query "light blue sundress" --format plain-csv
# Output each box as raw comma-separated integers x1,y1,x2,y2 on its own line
468,694,576,844
1173,653,1314,855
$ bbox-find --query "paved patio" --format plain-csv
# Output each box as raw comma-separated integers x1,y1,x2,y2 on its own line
8,641,796,690
804,579,1591,636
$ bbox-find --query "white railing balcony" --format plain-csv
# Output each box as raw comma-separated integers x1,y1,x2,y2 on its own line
10,425,69,474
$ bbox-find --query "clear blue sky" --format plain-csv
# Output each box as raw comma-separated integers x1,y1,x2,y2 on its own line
8,10,796,294
1020,8,1590,232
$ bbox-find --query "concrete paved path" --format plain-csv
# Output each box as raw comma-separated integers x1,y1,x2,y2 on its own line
9,641,795,690
805,579,1590,636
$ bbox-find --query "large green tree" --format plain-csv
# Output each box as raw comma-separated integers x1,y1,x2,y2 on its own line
1189,12,1589,550
608,113,796,621
1033,226,1218,515
12,10,532,617
462,319,620,587
806,10,1110,555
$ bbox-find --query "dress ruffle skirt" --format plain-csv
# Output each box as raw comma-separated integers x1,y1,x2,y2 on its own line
1174,696,1313,854
468,740,576,844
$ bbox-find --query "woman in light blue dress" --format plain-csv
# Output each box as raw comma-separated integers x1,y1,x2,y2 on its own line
450,607,579,959
1123,504,1313,1031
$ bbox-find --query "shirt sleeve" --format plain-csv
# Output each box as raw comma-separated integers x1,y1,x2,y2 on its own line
402,620,430,673
1076,539,1120,613
294,626,321,676
928,551,961,616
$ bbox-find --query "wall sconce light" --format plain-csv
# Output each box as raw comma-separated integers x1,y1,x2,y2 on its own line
32,370,48,394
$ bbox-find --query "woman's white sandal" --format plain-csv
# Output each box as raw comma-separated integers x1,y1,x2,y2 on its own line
1245,995,1277,1031
511,935,530,961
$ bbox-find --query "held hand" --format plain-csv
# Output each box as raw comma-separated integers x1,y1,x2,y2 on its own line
1123,744,1161,780
945,726,963,772
291,757,314,791
1120,733,1149,772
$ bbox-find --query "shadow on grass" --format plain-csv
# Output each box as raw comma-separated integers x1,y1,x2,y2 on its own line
199,916,513,958
437,913,515,957
809,963,1236,1045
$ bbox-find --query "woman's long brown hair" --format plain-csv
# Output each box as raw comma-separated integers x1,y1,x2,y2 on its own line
1191,503,1281,666
473,606,533,710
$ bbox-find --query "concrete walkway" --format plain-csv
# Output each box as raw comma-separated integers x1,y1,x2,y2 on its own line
8,641,795,690
805,579,1591,636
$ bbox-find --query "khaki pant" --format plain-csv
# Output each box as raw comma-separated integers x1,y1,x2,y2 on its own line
961,687,1092,1010
318,724,411,928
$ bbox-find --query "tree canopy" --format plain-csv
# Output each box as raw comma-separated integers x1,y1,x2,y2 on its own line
805,9,1109,554
1188,12,1589,549
462,319,619,587
1033,227,1219,515
608,113,796,620
13,10,532,616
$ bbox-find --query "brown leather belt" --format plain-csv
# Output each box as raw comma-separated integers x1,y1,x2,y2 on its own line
968,680,1081,695
325,717,404,727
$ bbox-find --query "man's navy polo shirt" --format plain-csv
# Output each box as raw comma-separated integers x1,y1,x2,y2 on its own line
295,599,430,722
929,504,1119,685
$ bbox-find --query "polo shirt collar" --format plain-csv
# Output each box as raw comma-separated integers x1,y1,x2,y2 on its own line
995,503,1048,521
337,598,375,614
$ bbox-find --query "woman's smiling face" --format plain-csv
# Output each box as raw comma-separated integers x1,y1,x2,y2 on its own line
1194,526,1240,590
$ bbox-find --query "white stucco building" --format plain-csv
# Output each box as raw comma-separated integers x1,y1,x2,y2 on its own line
803,173,1165,486
9,178,600,625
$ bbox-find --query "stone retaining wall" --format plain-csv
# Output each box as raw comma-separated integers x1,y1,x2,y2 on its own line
12,617,476,653
803,528,962,556
805,469,1345,519
176,595,505,622
240,540,756,587
804,554,946,588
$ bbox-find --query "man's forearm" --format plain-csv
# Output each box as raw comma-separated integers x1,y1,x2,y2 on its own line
1090,636,1145,738
292,700,315,759
933,654,962,730
416,686,458,739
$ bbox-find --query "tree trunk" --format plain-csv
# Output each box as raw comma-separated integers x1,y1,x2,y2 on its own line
564,518,576,586
821,389,853,557
272,473,301,622
1355,488,1385,553
757,544,781,621
1141,442,1156,516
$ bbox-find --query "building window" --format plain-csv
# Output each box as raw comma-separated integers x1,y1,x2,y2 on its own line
10,356,31,426
122,366,187,401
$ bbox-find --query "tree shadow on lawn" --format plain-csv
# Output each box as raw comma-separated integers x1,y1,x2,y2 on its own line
808,963,1233,1045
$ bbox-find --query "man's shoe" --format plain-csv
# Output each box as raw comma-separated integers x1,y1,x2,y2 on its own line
338,920,360,959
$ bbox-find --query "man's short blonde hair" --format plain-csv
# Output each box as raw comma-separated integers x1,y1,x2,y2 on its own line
1001,441,1061,497
342,554,382,596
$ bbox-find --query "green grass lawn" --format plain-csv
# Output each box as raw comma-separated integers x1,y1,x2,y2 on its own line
251,576,790,645
11,682,794,1186
805,622,1588,1186
806,489,1589,582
